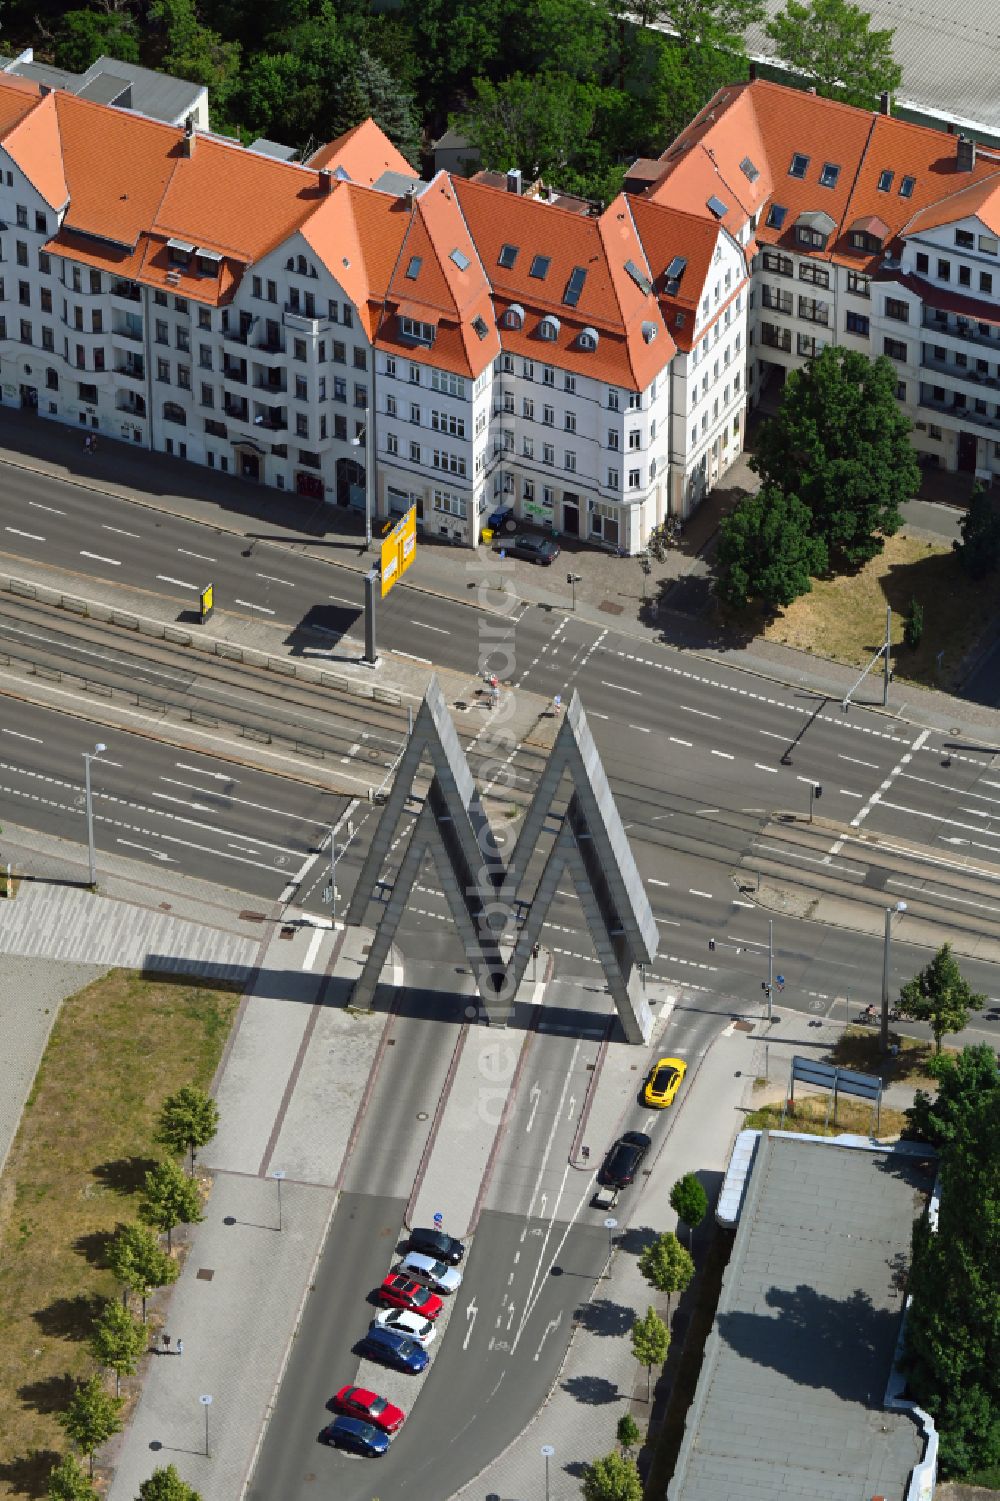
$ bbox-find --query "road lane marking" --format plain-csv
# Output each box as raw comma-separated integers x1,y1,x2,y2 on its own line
839,753,880,769
848,729,930,831
754,763,778,774
681,705,719,718
395,650,432,664
80,550,121,566
102,524,140,538
256,572,295,587
29,501,65,514
117,839,172,862
648,878,670,887
2,728,43,742
301,928,324,970
177,548,216,562
234,598,276,615
689,888,713,899
5,526,45,541
840,789,863,798
669,736,692,747
711,750,734,760
602,680,640,694
176,763,232,781
588,709,609,719
629,723,651,733
157,574,198,590
411,619,448,633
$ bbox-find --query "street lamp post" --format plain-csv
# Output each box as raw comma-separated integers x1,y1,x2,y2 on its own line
272,1169,285,1232
351,417,374,550
541,1444,555,1501
567,572,582,610
199,1394,212,1457
82,742,107,888
603,1216,618,1277
880,900,907,1052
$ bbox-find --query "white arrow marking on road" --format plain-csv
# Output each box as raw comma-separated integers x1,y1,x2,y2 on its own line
539,1194,547,1220
566,1095,576,1120
116,839,171,861
525,1082,542,1134
463,1298,478,1351
175,763,231,780
533,1311,564,1362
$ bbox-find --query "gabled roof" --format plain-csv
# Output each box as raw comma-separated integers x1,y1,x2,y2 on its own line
2,87,67,209
307,119,414,185
629,198,724,352
648,85,771,234
903,171,1000,239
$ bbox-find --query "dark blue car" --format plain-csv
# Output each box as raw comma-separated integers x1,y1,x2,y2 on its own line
358,1325,430,1374
319,1416,390,1457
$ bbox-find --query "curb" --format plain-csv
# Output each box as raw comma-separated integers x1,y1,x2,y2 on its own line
404,1021,470,1231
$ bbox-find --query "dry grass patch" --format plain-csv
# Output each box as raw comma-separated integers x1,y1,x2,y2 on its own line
743,1092,909,1139
828,1027,950,1089
0,969,238,1499
761,531,994,689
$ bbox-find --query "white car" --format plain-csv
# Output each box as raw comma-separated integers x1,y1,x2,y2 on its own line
373,1307,437,1346
398,1252,463,1295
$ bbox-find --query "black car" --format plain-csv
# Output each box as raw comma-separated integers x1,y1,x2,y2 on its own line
319,1416,390,1457
408,1226,466,1265
597,1131,652,1188
504,533,561,565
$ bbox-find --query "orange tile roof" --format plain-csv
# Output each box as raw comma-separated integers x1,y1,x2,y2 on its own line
3,89,68,209
648,85,770,235
629,199,723,352
307,119,415,184
0,73,45,137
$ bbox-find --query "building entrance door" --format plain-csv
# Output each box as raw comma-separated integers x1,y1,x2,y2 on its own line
562,496,580,535
958,431,978,473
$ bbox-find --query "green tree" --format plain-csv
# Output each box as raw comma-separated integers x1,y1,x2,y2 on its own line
156,1086,220,1176
331,49,421,166
630,1305,670,1402
138,1464,204,1500
46,1454,98,1501
637,1230,694,1309
89,1299,145,1398
751,347,919,568
500,0,615,83
616,1411,641,1456
897,943,984,1053
106,1222,179,1322
670,1173,709,1245
657,0,765,52
903,1047,1000,1476
582,1449,644,1501
57,1377,123,1478
54,10,142,72
715,484,828,610
149,0,242,118
954,484,1000,579
400,0,503,123
765,0,902,108
458,71,600,184
904,597,924,649
139,1158,203,1252
645,36,739,143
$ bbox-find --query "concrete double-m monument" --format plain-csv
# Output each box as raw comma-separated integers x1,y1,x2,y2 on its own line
347,679,658,1044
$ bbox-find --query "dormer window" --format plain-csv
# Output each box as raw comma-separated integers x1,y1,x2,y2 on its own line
167,238,194,267
538,315,560,341
502,303,524,330
472,315,488,340
197,250,221,278
641,320,658,343
788,153,810,179
819,162,840,189
664,255,687,295
578,326,600,350
400,315,435,345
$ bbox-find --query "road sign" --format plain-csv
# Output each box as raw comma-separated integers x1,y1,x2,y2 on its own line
433,1212,443,1227
380,506,417,598
775,974,785,991
199,583,214,623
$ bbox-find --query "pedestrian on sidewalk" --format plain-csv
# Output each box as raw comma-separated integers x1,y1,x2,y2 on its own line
176,1339,184,1358
553,693,562,715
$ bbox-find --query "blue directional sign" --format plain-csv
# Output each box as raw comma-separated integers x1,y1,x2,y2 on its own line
775,974,785,991
433,1212,443,1227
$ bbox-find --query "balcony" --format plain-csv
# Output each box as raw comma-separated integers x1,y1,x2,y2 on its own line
223,360,247,385
920,350,1000,391
224,324,253,346
252,408,286,431
223,398,249,422
116,392,146,417
921,309,1000,351
115,356,145,381
253,370,286,392
919,393,1000,432
110,280,142,303
283,308,327,336
112,320,143,344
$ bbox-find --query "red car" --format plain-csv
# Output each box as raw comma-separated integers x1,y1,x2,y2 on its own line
378,1273,443,1320
331,1385,405,1434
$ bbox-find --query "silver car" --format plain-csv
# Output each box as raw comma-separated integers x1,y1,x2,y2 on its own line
373,1307,437,1346
397,1252,463,1294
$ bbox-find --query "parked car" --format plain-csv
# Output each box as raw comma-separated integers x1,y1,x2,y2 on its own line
643,1057,687,1109
597,1130,652,1188
408,1226,466,1265
373,1307,437,1346
377,1273,443,1320
319,1416,390,1457
487,504,515,531
357,1325,430,1374
504,533,561,565
330,1385,404,1434
398,1251,463,1294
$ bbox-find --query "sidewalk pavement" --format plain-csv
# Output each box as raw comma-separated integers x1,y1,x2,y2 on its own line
2,405,994,745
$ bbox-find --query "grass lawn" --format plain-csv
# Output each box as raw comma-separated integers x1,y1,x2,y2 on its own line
760,531,995,689
0,969,238,1500
743,1092,909,1138
828,1027,950,1089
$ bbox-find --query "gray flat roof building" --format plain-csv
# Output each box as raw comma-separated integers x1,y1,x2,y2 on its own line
0,48,208,128
668,1133,937,1501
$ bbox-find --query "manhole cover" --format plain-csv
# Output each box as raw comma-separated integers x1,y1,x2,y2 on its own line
734,1020,754,1033
159,902,172,912
196,1268,214,1281
598,599,624,615
239,910,266,923
279,925,295,939
368,749,382,762
417,1111,429,1121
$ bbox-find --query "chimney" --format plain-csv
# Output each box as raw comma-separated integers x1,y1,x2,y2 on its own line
957,134,977,172
506,168,522,196
807,85,817,95
749,61,758,82
319,167,334,195
38,82,50,98
880,90,891,116
182,114,195,157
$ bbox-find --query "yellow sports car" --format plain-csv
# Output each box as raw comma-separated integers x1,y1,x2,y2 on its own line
643,1057,687,1109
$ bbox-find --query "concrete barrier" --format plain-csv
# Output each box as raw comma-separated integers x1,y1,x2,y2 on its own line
139,619,166,639
62,596,88,616
10,578,36,598
112,613,140,631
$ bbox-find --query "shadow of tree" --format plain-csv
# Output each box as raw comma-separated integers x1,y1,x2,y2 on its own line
32,1292,105,1342
0,1449,63,1499
73,1228,116,1268
17,1371,78,1416
573,1298,637,1338
717,1284,900,1403
561,1373,620,1405
616,1223,657,1258
92,1156,159,1196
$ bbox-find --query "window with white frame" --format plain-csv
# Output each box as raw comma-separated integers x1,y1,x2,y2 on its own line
543,443,554,464
565,411,576,432
433,487,466,518
523,397,534,419
386,433,398,455
523,436,534,458
431,368,467,398
628,468,640,488
607,468,619,488
608,388,620,410
565,451,576,472
433,448,467,476
401,316,434,344
432,409,466,437
608,429,619,450
628,430,640,450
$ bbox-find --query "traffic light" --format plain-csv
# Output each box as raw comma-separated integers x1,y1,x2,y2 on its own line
708,939,716,951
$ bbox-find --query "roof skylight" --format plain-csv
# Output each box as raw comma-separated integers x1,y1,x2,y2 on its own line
449,248,470,271
405,256,422,279
766,203,787,229
665,255,687,294
529,254,550,280
707,195,728,219
498,244,519,269
899,175,916,198
563,266,587,305
739,156,760,183
877,169,894,192
624,258,653,295
789,153,810,179
819,162,841,188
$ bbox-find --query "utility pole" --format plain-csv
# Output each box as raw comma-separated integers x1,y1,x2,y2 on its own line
880,900,906,1052
883,604,892,707
767,918,774,1025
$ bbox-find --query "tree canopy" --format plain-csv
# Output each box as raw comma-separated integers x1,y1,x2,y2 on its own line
670,1173,709,1240
903,1047,1000,1476
89,1300,145,1398
765,0,902,108
715,483,828,610
750,347,919,568
139,1158,204,1251
631,1305,670,1401
106,1222,178,1322
156,1085,220,1175
137,1464,204,1500
897,943,984,1053
46,1455,98,1501
57,1378,123,1477
954,484,1000,580
582,1448,645,1501
638,1231,695,1304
